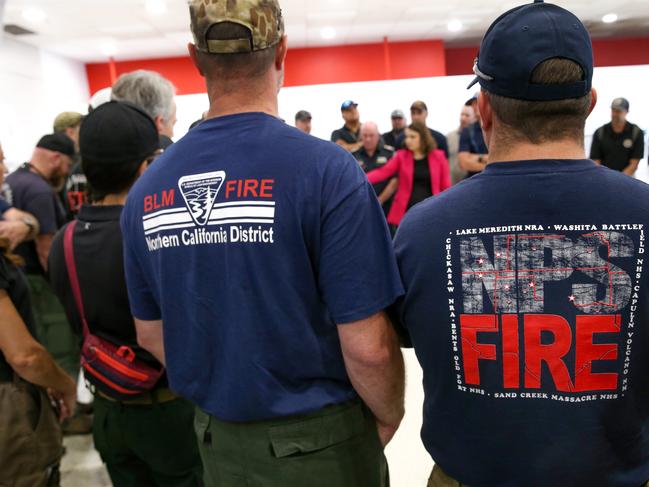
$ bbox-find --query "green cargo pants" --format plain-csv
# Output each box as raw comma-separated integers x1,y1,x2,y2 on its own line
93,393,204,487
26,274,80,380
194,399,389,487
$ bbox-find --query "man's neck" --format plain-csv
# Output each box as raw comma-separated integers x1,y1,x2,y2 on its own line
611,120,626,133
94,192,128,206
205,80,279,119
346,122,361,133
28,160,51,181
488,139,587,164
365,146,377,157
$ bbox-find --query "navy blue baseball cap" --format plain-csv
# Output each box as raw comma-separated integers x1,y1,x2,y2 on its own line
341,100,358,111
468,0,593,101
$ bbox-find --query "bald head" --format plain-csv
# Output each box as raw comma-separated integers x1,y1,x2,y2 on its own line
361,122,381,153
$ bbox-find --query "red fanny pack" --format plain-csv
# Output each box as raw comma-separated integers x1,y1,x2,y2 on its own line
63,221,164,400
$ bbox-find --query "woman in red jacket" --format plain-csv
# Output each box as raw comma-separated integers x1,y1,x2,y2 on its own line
367,121,451,227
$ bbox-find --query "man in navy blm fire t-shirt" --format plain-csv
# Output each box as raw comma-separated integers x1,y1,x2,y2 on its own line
393,1,649,486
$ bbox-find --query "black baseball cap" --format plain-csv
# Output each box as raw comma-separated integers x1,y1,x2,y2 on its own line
295,110,312,122
36,133,75,158
611,97,630,111
80,101,159,165
341,100,358,111
468,0,593,101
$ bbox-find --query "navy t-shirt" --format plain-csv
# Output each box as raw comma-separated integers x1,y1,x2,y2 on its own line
394,159,649,487
121,112,404,422
0,198,9,215
5,165,67,274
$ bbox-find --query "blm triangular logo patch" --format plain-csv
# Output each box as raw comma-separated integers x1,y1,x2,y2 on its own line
178,171,226,226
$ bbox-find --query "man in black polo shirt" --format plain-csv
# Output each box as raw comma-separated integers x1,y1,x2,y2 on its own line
382,109,407,149
353,122,396,216
331,100,363,152
394,101,448,157
48,101,203,485
591,97,645,175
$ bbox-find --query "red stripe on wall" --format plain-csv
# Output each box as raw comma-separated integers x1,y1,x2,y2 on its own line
86,37,649,95
86,39,446,96
445,37,649,76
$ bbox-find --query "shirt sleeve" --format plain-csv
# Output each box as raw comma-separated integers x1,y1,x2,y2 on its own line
318,156,404,324
330,129,342,143
0,199,10,215
459,127,471,153
589,129,602,159
22,192,59,234
631,128,645,160
121,206,162,321
435,132,449,158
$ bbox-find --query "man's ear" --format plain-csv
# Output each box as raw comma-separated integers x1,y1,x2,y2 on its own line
478,90,492,132
137,160,148,178
275,35,288,70
154,115,165,134
188,43,205,77
588,88,598,116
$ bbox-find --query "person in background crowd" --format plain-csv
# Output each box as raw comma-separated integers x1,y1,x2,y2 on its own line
367,121,450,229
1,142,40,248
295,110,312,134
121,0,405,485
331,100,363,152
395,101,449,157
394,2,649,486
54,112,88,219
4,134,89,434
53,112,83,153
459,95,489,177
49,101,203,487
111,70,177,150
446,102,477,184
190,111,209,130
0,236,76,487
88,87,113,112
590,97,645,176
382,109,407,149
354,122,397,217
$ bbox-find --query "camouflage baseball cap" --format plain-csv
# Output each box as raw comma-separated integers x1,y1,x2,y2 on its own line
53,111,83,132
189,0,284,54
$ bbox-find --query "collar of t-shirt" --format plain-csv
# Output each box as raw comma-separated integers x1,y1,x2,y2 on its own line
606,122,632,137
77,204,123,223
481,159,596,176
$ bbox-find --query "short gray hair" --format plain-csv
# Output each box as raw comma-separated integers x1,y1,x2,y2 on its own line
111,70,176,122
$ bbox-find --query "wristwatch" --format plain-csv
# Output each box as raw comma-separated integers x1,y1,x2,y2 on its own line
22,216,37,235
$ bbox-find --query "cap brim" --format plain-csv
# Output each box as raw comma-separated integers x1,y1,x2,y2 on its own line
467,76,480,90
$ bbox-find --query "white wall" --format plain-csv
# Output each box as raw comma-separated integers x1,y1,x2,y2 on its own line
176,64,649,175
0,36,90,171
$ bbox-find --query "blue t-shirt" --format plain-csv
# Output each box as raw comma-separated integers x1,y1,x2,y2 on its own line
393,159,649,487
122,112,404,422
459,122,488,154
0,198,10,215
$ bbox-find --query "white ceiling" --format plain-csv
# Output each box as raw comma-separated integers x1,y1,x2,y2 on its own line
3,0,649,63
